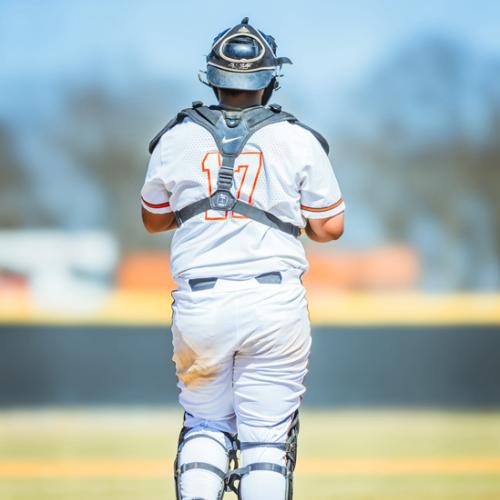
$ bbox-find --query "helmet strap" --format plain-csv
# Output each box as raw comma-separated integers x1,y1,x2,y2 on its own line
262,78,278,105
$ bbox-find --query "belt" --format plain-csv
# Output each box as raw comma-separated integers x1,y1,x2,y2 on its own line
188,271,283,292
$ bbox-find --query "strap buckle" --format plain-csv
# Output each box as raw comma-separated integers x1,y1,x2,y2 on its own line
210,190,236,211
222,110,242,128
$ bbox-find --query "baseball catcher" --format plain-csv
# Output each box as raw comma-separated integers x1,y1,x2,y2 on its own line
141,17,345,500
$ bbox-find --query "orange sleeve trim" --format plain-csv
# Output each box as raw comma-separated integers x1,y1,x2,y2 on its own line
141,196,170,209
301,198,344,212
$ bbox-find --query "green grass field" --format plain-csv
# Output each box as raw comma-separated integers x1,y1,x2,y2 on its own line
1,409,500,499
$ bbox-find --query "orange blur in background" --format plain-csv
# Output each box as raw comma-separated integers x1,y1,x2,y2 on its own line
117,246,420,293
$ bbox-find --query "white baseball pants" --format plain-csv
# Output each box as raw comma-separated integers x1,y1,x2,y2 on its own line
171,269,311,499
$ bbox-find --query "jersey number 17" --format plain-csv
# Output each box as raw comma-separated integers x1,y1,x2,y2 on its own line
201,151,263,221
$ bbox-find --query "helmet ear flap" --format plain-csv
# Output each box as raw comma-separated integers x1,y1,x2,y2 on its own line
262,77,277,105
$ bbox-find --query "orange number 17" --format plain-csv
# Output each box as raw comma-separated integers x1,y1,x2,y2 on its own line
201,151,263,221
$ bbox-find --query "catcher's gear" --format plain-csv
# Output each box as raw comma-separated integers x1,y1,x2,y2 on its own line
200,17,292,104
174,421,238,500
227,411,300,499
149,102,329,237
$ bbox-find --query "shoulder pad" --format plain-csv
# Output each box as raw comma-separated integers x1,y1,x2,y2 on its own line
148,101,217,154
148,111,186,154
294,121,330,155
266,104,329,155
149,104,329,156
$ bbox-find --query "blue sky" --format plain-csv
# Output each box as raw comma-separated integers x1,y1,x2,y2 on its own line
1,0,499,142
1,0,500,121
2,0,500,85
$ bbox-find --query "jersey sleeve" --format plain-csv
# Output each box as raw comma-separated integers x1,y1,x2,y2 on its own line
299,134,345,219
140,141,172,214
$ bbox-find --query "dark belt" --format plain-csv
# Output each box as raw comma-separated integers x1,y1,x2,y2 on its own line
188,271,282,292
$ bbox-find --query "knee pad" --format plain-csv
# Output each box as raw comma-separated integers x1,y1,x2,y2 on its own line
174,420,238,500
227,411,300,500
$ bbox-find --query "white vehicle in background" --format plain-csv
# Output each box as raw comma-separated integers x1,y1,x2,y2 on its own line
0,230,118,313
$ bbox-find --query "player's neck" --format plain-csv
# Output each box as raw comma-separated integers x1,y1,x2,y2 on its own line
218,93,263,109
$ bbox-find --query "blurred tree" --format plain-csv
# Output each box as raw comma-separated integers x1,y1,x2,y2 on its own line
52,79,184,250
0,125,29,228
336,36,500,289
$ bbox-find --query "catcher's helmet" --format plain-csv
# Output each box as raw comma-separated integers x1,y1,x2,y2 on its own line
201,17,292,102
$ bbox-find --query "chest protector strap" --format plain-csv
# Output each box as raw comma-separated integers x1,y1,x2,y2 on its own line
149,102,329,238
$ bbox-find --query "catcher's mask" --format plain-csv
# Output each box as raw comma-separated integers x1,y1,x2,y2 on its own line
200,17,292,104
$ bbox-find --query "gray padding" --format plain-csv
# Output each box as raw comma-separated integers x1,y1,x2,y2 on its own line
232,201,301,237
179,462,227,480
174,198,211,226
239,440,287,450
230,462,288,478
295,121,330,155
149,105,329,155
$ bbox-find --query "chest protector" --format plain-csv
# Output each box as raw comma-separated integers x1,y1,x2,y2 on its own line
149,102,329,238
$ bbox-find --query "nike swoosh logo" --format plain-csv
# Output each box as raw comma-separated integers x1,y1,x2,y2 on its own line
221,136,242,144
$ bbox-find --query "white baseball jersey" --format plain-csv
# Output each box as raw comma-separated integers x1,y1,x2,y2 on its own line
141,116,345,280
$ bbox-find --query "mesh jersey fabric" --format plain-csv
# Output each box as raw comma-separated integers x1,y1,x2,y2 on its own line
141,117,345,280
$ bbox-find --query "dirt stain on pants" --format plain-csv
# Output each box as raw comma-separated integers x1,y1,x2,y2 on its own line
173,342,220,388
